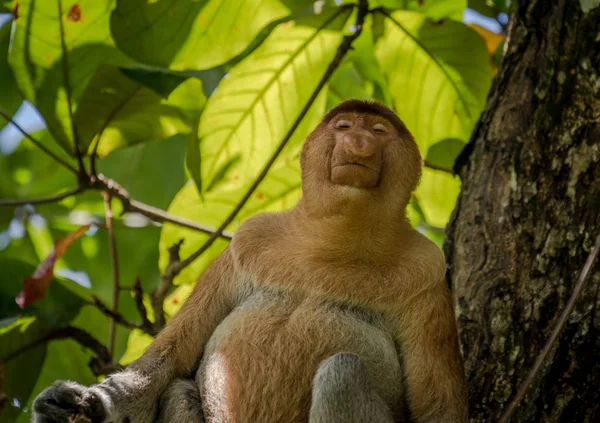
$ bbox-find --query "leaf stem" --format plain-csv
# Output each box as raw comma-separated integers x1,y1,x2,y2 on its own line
0,186,83,206
103,191,120,359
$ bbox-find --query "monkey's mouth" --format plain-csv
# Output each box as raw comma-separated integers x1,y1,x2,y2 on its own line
332,162,379,174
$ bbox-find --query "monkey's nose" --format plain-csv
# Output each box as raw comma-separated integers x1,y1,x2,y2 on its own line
342,133,376,158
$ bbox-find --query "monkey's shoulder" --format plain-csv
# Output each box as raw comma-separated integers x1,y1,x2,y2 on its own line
399,229,447,285
229,212,288,266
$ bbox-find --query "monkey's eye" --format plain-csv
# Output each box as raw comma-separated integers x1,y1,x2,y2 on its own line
336,120,353,129
373,123,387,133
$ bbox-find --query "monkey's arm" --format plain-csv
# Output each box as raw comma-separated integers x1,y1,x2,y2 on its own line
394,283,468,423
33,247,236,423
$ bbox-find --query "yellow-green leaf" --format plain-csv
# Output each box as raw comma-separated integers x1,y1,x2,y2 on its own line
111,0,291,71
73,66,205,156
375,10,493,154
197,7,351,192
8,0,133,154
415,168,461,227
159,159,302,285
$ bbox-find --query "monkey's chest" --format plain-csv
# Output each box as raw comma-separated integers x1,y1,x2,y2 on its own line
197,289,403,422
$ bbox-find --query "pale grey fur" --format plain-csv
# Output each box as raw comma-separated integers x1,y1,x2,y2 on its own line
32,288,403,422
309,353,396,423
157,379,204,423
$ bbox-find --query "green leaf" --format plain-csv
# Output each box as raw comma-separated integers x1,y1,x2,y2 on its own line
415,167,461,227
425,137,465,172
375,10,493,154
119,68,190,98
0,132,77,228
197,7,351,193
110,0,291,71
0,344,46,423
0,20,22,132
326,60,375,110
370,0,467,20
346,22,394,107
186,119,204,194
97,133,188,210
159,159,302,285
185,67,228,98
1,0,15,14
73,66,205,156
9,0,133,154
119,328,154,366
468,0,509,17
0,317,49,423
0,317,49,359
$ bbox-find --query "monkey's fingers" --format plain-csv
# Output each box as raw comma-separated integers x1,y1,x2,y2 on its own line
68,412,93,423
33,381,86,422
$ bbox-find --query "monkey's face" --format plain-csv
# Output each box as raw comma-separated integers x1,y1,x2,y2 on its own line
328,112,389,189
300,101,422,214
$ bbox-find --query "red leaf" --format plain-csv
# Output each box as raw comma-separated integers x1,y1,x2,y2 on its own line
16,225,91,308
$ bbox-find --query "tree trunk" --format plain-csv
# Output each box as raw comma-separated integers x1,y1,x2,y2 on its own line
444,1,600,421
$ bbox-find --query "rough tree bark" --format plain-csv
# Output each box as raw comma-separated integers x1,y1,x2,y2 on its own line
444,1,600,422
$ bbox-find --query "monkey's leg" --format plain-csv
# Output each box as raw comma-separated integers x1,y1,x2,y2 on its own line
309,352,394,423
157,379,204,423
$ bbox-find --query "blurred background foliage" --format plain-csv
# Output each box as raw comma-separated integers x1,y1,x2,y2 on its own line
0,0,508,420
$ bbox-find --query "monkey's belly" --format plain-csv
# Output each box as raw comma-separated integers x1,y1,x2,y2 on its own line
197,290,403,422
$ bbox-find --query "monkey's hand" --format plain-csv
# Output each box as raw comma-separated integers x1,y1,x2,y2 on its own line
32,371,159,423
32,381,108,423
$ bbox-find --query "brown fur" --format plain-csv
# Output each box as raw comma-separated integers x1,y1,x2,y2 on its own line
154,100,465,421
32,100,467,423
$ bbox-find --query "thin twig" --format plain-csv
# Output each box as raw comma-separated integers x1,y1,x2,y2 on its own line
4,325,121,376
0,186,83,206
132,277,156,336
129,198,234,239
92,174,232,239
103,191,121,359
90,296,139,331
497,232,600,423
152,240,183,330
164,0,370,284
0,107,78,174
56,0,86,174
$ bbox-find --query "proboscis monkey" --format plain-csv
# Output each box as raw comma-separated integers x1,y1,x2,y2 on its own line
33,100,468,423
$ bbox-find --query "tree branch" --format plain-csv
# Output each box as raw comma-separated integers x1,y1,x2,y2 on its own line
160,0,370,290
0,106,78,174
4,326,121,377
103,191,121,358
0,186,84,206
0,107,231,238
129,197,234,239
92,174,233,239
498,232,600,423
90,296,139,331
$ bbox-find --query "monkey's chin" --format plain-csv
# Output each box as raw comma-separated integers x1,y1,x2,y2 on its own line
330,165,379,189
